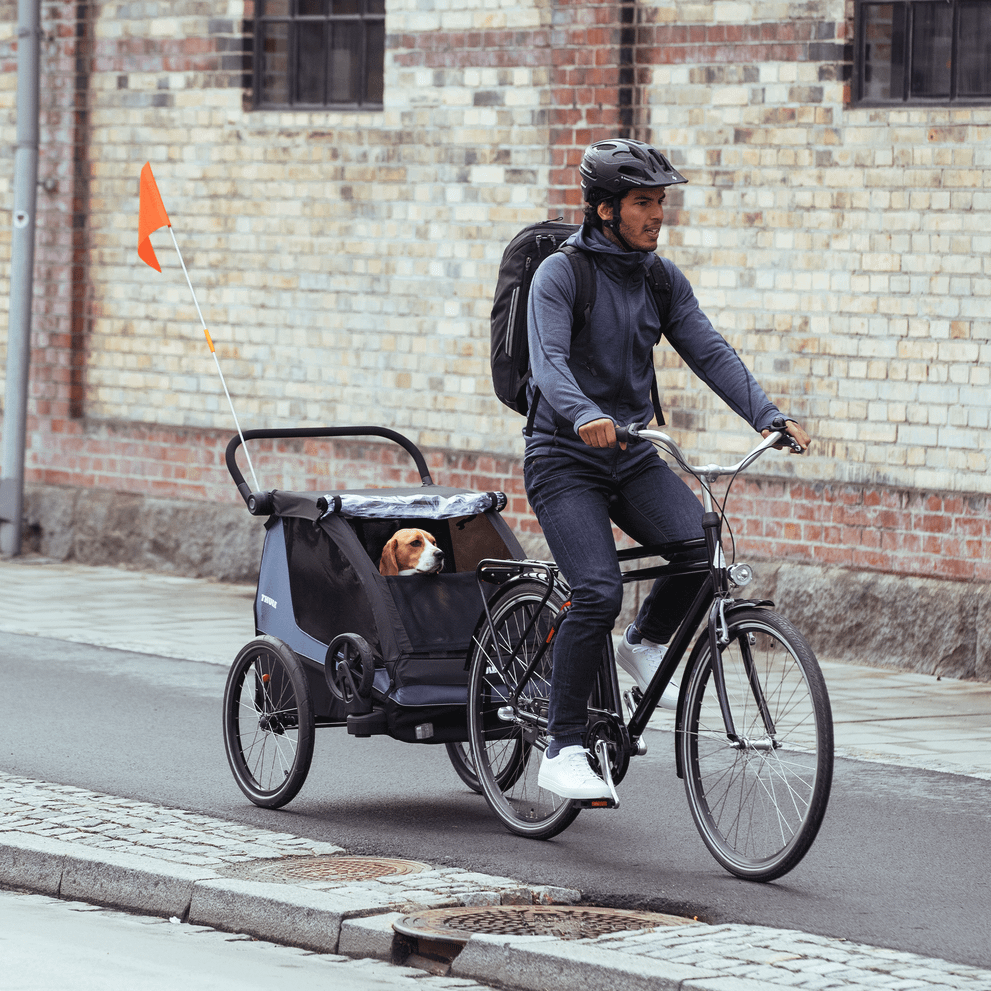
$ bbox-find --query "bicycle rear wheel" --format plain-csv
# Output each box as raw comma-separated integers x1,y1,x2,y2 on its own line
467,581,584,839
680,607,833,881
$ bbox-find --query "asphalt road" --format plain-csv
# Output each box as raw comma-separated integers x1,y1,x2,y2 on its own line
2,632,989,969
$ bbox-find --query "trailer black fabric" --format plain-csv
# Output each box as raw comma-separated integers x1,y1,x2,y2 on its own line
276,486,525,742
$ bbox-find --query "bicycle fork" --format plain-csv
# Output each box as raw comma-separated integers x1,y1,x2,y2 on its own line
699,502,777,748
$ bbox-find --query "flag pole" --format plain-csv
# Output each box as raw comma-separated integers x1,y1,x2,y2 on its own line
166,227,261,493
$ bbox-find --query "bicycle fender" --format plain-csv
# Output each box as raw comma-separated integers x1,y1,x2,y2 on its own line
726,597,775,611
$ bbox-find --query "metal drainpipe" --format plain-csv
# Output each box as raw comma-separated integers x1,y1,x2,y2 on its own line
1,0,41,556
618,0,640,140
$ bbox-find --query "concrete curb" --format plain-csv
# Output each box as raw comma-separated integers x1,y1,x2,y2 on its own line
0,830,454,957
0,832,67,896
0,831,223,917
0,830,390,955
451,931,717,991
188,877,391,954
0,828,742,990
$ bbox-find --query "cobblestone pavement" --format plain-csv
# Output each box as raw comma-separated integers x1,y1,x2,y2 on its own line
0,772,577,908
2,556,990,989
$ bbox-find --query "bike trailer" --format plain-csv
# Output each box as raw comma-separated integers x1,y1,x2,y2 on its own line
254,484,524,743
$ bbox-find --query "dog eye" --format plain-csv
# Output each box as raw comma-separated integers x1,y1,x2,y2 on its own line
411,539,422,546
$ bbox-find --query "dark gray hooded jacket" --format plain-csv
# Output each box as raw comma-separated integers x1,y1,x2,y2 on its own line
524,225,782,462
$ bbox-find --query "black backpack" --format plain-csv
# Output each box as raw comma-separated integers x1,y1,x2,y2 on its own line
490,219,670,434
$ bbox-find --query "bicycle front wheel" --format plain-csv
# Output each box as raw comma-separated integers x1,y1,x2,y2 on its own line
680,608,833,881
467,581,582,840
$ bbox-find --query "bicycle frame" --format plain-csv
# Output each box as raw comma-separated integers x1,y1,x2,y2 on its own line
475,425,794,764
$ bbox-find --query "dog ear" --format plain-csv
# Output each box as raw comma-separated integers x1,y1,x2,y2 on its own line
379,537,399,576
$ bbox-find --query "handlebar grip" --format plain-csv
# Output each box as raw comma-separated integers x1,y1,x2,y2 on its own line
614,423,644,445
771,416,805,453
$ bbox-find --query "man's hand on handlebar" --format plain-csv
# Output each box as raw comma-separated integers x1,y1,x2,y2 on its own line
579,415,807,455
763,418,810,454
579,417,627,451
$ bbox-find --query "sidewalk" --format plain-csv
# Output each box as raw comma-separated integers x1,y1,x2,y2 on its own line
2,555,991,990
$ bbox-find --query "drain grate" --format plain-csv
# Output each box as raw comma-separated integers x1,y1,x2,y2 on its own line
395,905,692,945
241,856,432,884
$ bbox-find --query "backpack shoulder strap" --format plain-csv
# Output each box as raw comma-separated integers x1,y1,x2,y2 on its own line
559,244,597,339
524,244,597,438
644,256,672,426
644,256,672,344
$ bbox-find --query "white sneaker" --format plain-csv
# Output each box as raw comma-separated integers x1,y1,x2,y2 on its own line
537,745,611,800
615,626,679,709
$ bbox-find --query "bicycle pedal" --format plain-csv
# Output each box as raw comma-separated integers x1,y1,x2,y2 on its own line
574,797,618,810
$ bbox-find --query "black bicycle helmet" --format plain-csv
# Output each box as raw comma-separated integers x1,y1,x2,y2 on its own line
580,138,687,203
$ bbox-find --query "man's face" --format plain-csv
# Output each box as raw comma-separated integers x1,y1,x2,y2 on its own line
598,187,666,251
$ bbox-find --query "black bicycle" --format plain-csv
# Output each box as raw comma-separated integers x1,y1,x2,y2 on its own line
466,419,834,882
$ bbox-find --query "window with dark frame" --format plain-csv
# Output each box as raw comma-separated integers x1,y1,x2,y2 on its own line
855,0,991,104
254,0,385,110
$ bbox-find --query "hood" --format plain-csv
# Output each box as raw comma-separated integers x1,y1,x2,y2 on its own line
567,224,656,281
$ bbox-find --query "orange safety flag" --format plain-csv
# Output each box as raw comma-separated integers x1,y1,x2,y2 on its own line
138,162,172,271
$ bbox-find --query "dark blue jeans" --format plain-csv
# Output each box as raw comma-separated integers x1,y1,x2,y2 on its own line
523,448,707,744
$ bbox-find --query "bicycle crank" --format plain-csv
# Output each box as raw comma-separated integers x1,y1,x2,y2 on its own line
570,738,621,810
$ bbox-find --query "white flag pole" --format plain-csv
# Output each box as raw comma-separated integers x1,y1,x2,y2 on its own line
167,227,260,492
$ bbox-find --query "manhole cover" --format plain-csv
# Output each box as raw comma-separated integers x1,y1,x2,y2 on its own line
243,856,432,884
395,905,692,944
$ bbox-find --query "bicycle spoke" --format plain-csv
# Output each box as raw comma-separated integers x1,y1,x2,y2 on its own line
223,640,314,809
468,583,585,839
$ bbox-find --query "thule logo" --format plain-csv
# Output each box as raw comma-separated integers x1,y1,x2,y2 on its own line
260,594,277,609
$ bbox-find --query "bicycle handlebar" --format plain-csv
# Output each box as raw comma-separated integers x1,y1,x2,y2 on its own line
616,416,802,479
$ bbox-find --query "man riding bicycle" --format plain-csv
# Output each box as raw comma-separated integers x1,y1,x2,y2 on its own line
524,137,810,800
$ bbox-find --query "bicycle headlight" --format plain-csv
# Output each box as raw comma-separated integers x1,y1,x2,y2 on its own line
727,563,753,587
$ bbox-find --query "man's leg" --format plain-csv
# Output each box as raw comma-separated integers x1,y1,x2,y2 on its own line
523,455,624,751
609,456,708,645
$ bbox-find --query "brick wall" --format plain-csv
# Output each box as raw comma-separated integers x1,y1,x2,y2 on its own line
640,0,991,500
1,0,989,586
729,477,991,583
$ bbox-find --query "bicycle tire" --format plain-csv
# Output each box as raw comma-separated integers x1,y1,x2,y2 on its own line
468,581,609,840
445,738,527,795
223,636,315,808
445,741,483,793
679,607,833,881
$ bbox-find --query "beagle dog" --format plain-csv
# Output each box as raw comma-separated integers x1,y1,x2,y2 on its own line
379,528,445,576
